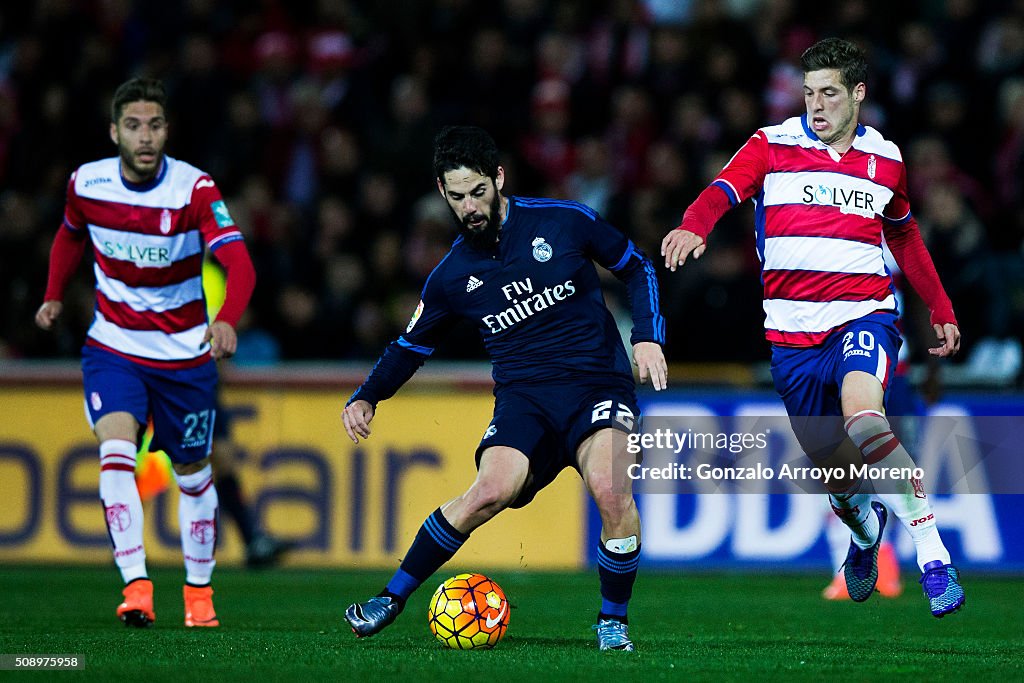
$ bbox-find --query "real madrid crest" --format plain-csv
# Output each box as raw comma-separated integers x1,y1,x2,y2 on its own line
532,237,552,262
867,154,876,180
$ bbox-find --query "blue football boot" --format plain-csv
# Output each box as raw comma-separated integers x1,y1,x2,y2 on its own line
345,595,403,637
919,561,965,618
594,618,634,652
842,501,888,602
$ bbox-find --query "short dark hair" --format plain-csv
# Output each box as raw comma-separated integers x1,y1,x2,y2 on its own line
111,77,167,122
800,38,867,92
433,125,500,184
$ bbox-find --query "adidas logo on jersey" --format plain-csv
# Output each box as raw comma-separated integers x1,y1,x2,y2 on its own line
466,276,484,292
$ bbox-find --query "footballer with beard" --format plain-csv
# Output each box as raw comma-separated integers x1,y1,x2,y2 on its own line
35,77,256,628
343,125,666,651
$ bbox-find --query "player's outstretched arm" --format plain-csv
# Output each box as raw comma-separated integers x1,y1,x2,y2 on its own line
343,399,376,443
662,134,767,272
633,341,668,391
341,288,444,444
660,185,731,271
35,301,63,330
661,229,706,272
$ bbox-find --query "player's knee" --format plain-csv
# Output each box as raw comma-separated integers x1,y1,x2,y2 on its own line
463,479,518,517
584,464,617,498
172,457,211,476
594,495,635,525
589,479,634,521
94,411,141,443
841,371,885,418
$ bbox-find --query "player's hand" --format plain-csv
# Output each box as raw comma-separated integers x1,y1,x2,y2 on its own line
342,399,375,443
633,341,668,391
661,228,706,272
35,300,63,330
203,320,237,360
929,322,961,358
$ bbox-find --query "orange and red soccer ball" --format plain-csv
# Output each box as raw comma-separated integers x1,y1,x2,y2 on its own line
427,573,509,649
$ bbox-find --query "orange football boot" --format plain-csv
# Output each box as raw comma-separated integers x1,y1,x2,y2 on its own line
822,572,850,600
183,585,220,627
876,542,903,598
117,578,155,627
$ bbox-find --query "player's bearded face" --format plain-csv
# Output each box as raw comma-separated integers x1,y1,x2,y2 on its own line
456,191,502,249
440,169,504,249
111,100,168,183
804,69,863,148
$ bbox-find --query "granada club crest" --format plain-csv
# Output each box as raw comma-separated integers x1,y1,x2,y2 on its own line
159,208,172,234
911,477,927,499
105,503,132,532
867,154,876,179
90,391,103,411
190,519,217,544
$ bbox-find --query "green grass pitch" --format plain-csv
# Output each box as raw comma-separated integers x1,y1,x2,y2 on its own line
0,566,1020,680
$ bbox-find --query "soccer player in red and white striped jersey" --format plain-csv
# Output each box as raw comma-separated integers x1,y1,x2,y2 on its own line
35,77,256,627
661,38,964,618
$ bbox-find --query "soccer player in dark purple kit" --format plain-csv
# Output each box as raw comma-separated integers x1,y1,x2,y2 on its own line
343,125,667,651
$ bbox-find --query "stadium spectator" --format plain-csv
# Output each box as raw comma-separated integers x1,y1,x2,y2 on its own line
519,78,576,196
342,125,666,651
34,77,256,628
0,2,1021,370
604,83,657,192
661,38,965,617
916,179,1009,376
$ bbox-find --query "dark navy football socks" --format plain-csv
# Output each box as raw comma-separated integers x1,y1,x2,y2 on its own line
215,473,256,545
597,543,641,623
384,508,469,602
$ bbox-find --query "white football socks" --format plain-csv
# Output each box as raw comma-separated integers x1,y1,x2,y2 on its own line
845,410,951,570
176,464,219,585
99,439,148,583
827,478,878,549
824,513,853,571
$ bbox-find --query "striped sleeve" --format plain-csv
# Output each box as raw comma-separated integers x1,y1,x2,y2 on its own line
63,171,86,231
716,132,770,205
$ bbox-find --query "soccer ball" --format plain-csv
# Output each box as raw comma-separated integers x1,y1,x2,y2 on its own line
427,573,510,649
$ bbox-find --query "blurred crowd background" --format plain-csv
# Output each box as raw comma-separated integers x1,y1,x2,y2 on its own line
1,0,1022,380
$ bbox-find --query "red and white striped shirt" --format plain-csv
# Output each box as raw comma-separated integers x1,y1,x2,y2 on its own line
63,156,244,366
704,116,912,346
